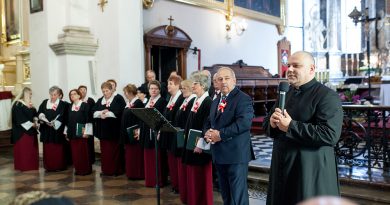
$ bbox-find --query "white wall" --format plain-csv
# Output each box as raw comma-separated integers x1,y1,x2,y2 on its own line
143,0,282,75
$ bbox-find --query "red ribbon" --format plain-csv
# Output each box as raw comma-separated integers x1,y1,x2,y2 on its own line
193,101,199,113
218,100,227,113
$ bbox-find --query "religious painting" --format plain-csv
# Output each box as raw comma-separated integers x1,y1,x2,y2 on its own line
234,0,280,18
29,0,43,13
4,0,21,42
277,37,290,78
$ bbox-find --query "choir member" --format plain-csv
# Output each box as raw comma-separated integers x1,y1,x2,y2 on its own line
182,71,213,205
93,82,126,176
59,88,72,166
140,80,167,187
175,79,196,204
137,86,148,105
78,85,96,164
120,84,145,179
160,75,184,193
38,86,68,171
64,89,93,175
11,87,39,171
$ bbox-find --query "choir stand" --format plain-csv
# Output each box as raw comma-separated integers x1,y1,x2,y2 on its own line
130,108,178,205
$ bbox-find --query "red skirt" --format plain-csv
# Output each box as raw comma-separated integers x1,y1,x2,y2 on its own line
167,152,179,190
100,139,123,175
125,143,144,179
14,133,39,171
186,162,213,205
177,158,187,204
43,143,66,171
144,148,167,187
70,138,91,175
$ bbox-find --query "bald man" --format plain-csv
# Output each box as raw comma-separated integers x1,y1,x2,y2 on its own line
264,51,343,205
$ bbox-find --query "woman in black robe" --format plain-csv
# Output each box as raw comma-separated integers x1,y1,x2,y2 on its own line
93,82,126,176
11,87,39,171
175,79,196,204
64,89,93,175
182,71,213,205
120,84,145,179
38,86,68,171
160,75,184,193
140,80,167,187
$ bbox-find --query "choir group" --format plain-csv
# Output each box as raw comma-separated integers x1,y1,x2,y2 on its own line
11,69,219,205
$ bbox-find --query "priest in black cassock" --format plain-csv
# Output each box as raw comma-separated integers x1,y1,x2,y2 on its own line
64,89,93,175
159,75,184,193
139,80,167,187
11,87,39,171
263,51,343,205
182,71,213,205
120,84,145,179
78,85,96,164
93,82,126,176
175,79,196,204
38,86,68,171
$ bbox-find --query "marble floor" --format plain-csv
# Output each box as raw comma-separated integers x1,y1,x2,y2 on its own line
0,147,265,205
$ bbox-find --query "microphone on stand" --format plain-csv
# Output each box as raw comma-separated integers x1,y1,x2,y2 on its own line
278,81,290,115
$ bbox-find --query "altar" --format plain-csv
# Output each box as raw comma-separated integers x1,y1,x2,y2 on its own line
0,91,12,131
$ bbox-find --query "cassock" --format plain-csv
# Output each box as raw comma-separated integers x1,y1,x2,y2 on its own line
66,101,92,175
174,94,196,204
61,100,72,166
182,92,213,205
11,101,39,171
139,95,167,187
264,79,343,205
159,91,184,192
93,94,126,176
120,97,145,179
38,99,68,171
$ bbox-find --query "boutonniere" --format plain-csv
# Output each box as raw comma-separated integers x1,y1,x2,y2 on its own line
218,99,227,113
168,103,175,111
106,101,111,108
52,104,57,111
149,100,155,108
74,106,80,111
193,101,200,113
181,103,187,111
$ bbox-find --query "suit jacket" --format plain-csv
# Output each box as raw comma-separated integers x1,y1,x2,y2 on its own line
206,87,254,164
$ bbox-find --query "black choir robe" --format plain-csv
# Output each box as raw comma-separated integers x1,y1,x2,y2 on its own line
84,97,96,164
11,102,38,143
93,94,126,140
38,99,67,143
263,79,343,205
120,99,144,144
182,97,212,166
66,102,92,175
11,101,39,171
160,94,185,151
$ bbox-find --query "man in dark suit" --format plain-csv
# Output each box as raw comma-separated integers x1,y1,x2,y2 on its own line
205,67,254,205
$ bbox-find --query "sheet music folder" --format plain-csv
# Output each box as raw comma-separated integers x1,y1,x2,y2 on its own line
130,108,178,133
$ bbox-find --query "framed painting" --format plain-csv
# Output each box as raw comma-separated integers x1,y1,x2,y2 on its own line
1,0,21,42
30,0,43,13
171,0,286,34
277,37,290,78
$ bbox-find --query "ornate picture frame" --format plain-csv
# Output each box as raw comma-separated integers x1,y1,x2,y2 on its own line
29,0,43,13
171,0,286,34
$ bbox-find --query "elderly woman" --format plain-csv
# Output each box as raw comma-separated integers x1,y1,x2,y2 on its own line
64,89,93,175
159,75,184,193
120,84,145,179
11,87,39,171
175,79,196,203
182,71,213,205
140,80,167,187
93,82,126,176
38,86,68,171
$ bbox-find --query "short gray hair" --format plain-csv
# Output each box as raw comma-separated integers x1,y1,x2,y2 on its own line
49,86,61,94
190,71,210,91
217,66,236,79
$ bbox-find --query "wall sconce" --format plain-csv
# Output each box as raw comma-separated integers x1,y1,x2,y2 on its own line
225,0,247,38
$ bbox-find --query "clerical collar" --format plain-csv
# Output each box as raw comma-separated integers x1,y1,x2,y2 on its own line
294,78,317,92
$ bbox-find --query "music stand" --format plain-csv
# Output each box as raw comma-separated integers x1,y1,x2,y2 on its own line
130,108,178,205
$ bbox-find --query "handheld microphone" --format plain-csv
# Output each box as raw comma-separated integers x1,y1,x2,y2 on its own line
278,81,289,115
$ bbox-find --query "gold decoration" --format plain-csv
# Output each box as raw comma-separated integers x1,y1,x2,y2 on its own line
165,16,176,36
98,0,108,12
23,64,31,81
143,0,154,9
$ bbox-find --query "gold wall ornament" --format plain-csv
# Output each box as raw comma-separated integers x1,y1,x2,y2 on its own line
165,16,176,36
143,0,154,9
98,0,108,12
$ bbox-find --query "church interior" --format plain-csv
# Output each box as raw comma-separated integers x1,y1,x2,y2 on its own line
0,0,390,204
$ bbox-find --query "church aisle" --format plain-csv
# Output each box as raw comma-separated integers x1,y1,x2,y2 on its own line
0,147,265,204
